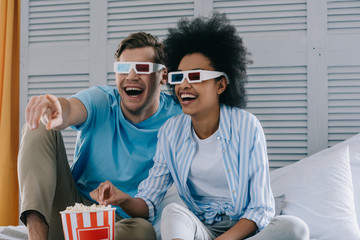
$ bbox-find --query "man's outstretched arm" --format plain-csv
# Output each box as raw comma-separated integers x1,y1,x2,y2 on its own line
26,94,87,130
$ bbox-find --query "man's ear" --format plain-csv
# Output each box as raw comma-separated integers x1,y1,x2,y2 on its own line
217,77,227,95
160,68,168,85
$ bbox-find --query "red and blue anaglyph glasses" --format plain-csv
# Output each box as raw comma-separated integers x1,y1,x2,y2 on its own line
114,62,165,74
168,70,229,85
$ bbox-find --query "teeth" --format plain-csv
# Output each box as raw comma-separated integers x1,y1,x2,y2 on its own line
125,87,142,91
180,94,196,99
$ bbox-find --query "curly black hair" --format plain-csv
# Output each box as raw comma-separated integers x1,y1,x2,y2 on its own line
164,12,251,108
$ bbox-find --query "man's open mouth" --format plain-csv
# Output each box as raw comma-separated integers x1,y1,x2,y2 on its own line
125,87,144,96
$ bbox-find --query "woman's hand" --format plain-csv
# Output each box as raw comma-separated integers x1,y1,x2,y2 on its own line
215,218,257,240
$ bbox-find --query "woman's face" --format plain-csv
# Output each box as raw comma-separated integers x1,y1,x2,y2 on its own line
175,53,226,118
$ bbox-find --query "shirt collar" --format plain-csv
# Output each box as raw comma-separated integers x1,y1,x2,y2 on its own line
219,104,231,141
183,104,232,142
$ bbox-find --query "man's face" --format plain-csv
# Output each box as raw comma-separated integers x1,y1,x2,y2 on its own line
116,47,164,122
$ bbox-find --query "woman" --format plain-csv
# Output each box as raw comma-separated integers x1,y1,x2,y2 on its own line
91,13,309,240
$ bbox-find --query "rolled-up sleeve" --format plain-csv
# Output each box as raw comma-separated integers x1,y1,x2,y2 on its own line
70,86,112,131
242,120,275,230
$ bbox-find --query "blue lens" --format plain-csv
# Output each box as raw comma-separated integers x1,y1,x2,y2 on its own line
171,73,184,82
117,63,130,73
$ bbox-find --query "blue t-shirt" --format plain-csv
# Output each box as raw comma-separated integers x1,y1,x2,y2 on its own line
70,86,181,217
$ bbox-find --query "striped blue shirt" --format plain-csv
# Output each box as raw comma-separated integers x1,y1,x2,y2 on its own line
136,104,275,230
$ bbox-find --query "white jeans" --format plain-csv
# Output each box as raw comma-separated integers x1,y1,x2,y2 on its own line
152,185,188,240
160,203,309,240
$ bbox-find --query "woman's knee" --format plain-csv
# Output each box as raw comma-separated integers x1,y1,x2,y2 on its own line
274,215,309,240
161,202,185,219
161,203,198,240
115,217,156,240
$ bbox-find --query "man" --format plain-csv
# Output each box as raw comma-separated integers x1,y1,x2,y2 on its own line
18,32,182,240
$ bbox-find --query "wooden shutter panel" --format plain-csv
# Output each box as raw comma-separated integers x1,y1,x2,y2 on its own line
214,0,308,169
29,0,90,43
327,0,360,147
23,0,92,164
328,65,360,146
107,0,195,86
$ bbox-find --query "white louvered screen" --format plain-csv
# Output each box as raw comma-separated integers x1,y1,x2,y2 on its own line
327,0,360,148
213,0,307,37
328,0,360,35
28,74,89,98
107,0,195,40
247,66,308,168
29,0,90,43
328,65,360,147
22,0,92,164
107,73,116,87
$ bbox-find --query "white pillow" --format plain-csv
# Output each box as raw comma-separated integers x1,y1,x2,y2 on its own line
270,145,360,240
331,133,360,228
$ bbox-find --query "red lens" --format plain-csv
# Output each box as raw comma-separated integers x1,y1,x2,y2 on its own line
136,64,150,72
188,72,200,81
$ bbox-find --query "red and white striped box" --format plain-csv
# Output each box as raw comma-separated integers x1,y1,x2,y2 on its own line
60,208,115,240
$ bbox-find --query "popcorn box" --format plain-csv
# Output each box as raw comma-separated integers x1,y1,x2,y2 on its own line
60,207,116,240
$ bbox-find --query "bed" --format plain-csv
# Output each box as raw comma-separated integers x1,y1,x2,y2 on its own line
270,133,360,239
1,133,360,240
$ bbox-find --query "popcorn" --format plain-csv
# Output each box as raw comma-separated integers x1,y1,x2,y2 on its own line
60,203,116,240
63,203,112,212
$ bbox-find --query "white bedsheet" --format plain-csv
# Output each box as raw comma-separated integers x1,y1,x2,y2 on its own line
0,225,27,240
0,225,320,240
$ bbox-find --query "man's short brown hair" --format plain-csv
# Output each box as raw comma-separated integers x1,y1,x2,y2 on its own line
114,32,165,65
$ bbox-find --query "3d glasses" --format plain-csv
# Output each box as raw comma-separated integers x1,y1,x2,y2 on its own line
114,62,165,74
168,70,229,85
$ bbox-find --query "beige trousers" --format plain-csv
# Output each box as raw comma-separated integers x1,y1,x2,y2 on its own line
17,123,156,240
